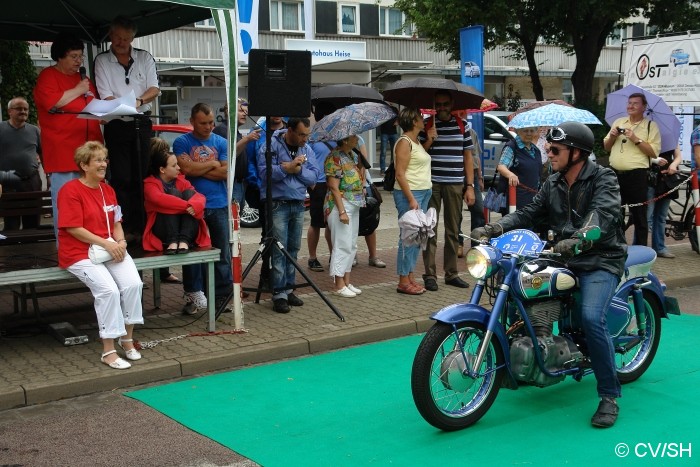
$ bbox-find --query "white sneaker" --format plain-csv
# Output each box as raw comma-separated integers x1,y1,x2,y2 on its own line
335,286,357,298
185,291,208,309
346,284,362,295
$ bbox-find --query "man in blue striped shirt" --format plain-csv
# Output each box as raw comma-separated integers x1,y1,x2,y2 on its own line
419,91,476,291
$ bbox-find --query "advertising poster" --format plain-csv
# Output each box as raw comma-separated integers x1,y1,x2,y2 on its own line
625,33,700,106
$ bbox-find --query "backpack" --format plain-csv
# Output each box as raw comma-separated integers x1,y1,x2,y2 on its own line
424,115,466,135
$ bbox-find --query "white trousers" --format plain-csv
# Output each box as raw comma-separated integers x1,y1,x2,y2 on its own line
327,202,360,278
67,256,144,339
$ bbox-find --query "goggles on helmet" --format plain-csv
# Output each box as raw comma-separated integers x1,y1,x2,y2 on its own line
546,127,568,142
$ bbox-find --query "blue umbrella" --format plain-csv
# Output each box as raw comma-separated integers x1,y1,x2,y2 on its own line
508,104,602,128
310,102,396,142
605,84,681,153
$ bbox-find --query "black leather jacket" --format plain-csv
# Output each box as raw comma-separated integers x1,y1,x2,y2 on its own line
496,160,627,278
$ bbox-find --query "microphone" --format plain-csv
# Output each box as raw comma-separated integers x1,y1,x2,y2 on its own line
79,66,88,97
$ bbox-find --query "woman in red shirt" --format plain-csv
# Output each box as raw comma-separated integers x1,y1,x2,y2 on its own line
58,142,143,370
34,32,104,237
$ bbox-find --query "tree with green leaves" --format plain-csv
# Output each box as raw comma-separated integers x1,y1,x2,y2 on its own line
393,0,700,107
0,40,38,124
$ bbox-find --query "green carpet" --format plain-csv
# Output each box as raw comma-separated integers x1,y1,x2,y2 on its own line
127,315,700,466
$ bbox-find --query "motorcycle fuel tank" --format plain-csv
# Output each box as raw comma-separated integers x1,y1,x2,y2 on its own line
514,262,577,300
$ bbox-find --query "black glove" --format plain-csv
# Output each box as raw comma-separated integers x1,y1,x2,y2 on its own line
471,223,501,242
553,238,579,261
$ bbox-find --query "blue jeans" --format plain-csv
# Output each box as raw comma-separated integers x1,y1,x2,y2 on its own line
270,200,305,300
578,269,622,399
393,189,432,276
231,181,245,208
183,207,232,298
49,171,80,241
380,133,398,173
647,186,671,253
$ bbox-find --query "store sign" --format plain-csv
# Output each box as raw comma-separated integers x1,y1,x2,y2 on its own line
625,33,700,105
285,39,366,64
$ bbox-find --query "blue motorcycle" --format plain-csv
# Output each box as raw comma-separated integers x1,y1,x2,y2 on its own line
410,227,681,431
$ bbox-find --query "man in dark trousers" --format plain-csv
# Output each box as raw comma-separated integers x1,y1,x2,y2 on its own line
94,15,160,241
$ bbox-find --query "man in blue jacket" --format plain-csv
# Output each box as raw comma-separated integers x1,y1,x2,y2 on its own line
257,117,319,313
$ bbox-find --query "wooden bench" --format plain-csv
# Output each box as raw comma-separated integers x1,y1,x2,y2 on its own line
0,244,222,332
0,190,54,243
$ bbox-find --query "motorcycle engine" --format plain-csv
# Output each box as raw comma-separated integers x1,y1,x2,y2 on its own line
510,301,584,387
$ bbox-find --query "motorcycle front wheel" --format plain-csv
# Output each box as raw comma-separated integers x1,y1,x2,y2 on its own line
411,321,504,431
615,290,662,383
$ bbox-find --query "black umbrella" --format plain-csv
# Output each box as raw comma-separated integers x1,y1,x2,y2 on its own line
382,78,484,111
311,84,385,110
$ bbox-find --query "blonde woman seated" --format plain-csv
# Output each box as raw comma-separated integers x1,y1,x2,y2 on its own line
143,138,211,315
57,141,143,370
325,134,365,297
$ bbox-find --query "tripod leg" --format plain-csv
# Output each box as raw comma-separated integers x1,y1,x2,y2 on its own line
242,237,276,304
273,239,345,321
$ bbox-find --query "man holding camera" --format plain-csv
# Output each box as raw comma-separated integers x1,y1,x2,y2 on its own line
257,117,319,313
603,92,661,246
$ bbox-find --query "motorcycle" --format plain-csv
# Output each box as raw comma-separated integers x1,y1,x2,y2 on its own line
410,227,681,431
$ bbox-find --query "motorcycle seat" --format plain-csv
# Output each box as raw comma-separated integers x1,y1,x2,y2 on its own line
625,245,656,267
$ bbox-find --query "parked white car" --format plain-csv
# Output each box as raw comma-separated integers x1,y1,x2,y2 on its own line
481,112,515,182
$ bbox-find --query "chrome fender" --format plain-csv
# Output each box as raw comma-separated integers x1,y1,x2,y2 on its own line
430,302,518,389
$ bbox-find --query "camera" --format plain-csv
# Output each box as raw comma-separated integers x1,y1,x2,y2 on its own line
617,127,626,135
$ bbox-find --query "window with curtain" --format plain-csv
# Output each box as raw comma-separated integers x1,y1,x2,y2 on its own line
270,1,305,32
380,7,411,36
340,4,358,34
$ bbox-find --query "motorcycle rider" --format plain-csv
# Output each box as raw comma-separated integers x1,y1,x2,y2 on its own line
472,121,627,428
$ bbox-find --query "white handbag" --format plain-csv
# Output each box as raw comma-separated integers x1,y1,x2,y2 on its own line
88,184,116,264
88,238,116,264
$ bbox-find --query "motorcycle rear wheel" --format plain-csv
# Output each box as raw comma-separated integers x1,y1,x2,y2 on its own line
615,290,662,383
682,209,698,253
411,321,504,431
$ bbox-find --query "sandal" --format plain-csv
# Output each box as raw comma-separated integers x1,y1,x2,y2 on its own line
177,242,190,254
101,350,131,370
117,338,142,361
165,243,178,255
163,274,182,284
409,280,426,293
397,282,424,295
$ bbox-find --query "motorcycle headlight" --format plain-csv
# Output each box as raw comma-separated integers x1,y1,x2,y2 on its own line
465,245,500,279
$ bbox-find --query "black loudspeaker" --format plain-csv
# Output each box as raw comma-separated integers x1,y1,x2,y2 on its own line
248,49,312,117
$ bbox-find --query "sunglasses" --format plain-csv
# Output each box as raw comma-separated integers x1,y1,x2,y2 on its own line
434,101,451,107
546,146,569,156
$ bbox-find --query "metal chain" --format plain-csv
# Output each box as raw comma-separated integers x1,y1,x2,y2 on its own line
136,329,250,350
137,334,188,349
623,170,696,209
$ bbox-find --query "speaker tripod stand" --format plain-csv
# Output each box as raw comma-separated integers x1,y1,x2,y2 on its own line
228,117,344,321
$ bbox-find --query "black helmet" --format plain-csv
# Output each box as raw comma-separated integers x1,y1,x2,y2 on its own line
547,122,594,153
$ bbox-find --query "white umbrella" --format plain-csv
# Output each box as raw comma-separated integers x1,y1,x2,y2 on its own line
399,208,437,250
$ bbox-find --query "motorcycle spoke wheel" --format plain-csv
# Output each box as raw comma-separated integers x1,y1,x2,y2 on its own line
411,321,504,431
683,209,698,253
615,290,662,383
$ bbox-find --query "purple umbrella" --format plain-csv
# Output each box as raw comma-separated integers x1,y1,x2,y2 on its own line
605,84,681,153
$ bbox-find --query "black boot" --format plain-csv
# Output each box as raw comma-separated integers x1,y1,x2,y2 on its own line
591,397,619,428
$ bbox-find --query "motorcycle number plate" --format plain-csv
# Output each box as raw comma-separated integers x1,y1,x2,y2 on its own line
491,229,545,255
